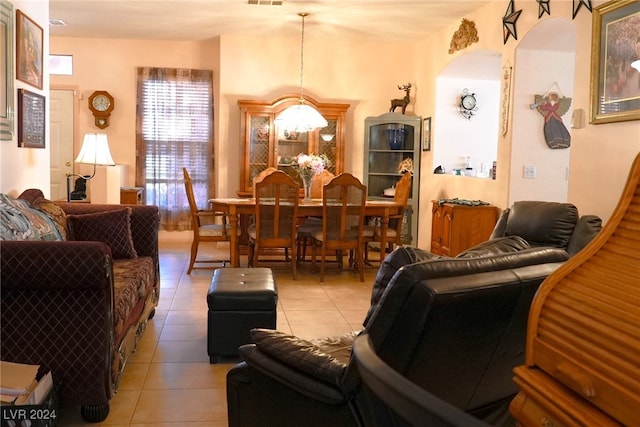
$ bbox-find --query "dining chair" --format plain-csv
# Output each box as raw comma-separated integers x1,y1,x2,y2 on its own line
296,170,336,262
364,172,412,264
183,167,233,274
252,167,279,196
248,170,300,279
311,173,366,282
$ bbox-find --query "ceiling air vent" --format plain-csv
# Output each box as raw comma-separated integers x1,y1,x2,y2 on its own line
247,0,283,5
49,18,67,26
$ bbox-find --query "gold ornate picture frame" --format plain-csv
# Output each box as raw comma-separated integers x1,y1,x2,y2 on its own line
16,9,43,90
589,0,640,124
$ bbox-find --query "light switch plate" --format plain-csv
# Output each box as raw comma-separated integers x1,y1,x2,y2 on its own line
524,165,536,179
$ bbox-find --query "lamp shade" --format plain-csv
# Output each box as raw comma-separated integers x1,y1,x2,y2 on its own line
275,101,328,132
75,133,116,165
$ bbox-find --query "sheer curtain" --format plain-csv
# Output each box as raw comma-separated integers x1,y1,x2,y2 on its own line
136,67,214,230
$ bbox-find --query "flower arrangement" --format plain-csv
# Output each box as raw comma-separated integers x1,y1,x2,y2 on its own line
397,157,414,175
290,153,331,200
291,153,330,181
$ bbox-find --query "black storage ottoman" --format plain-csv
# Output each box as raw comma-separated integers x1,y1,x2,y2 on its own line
207,268,277,363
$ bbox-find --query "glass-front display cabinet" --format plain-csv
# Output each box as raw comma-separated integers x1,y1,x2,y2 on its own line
237,95,350,197
364,112,421,245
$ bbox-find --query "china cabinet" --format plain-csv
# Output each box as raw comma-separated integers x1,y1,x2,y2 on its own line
237,95,350,197
363,112,421,245
431,201,498,256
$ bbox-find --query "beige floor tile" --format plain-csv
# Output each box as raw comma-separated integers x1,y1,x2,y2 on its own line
165,310,207,325
159,323,207,341
143,362,227,389
131,389,227,423
152,340,210,363
118,362,151,391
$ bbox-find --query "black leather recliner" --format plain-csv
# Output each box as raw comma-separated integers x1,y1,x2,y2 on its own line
226,201,602,427
227,243,569,426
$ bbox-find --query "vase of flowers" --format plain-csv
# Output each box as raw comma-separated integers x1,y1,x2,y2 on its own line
290,153,330,201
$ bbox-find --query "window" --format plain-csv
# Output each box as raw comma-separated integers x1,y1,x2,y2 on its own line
136,67,213,230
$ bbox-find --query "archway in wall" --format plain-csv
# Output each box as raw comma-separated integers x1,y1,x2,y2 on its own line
509,18,576,204
432,49,501,177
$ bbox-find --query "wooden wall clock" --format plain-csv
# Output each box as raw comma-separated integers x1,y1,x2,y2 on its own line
88,90,114,128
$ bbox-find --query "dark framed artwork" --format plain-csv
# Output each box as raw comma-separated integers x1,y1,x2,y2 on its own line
589,0,640,124
422,117,431,151
17,89,45,148
16,9,43,89
1,0,13,140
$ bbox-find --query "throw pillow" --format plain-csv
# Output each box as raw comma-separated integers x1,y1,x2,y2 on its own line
32,197,68,240
67,208,137,259
0,193,64,241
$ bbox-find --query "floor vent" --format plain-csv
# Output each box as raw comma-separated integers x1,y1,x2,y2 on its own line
246,0,284,5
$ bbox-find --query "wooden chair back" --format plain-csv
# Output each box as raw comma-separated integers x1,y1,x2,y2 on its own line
183,167,230,273
310,170,335,199
252,170,300,279
253,167,278,196
313,173,366,281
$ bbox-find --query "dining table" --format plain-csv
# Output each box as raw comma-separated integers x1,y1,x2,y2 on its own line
208,197,403,268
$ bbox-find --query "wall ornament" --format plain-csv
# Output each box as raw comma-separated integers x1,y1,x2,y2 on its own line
448,19,479,54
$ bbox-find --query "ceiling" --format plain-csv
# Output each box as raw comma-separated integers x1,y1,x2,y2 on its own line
48,0,485,42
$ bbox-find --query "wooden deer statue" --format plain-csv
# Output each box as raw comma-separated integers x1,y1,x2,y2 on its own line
390,83,412,114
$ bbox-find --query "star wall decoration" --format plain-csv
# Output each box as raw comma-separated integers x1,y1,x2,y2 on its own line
503,0,522,44
572,0,592,19
537,0,550,19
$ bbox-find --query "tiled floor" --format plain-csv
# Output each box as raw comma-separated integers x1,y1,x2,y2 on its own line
60,232,377,426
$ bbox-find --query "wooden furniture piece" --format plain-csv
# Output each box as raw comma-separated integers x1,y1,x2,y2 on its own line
510,153,640,427
248,170,300,279
431,201,498,257
210,197,401,268
364,112,421,245
237,95,350,197
120,187,144,204
311,173,367,282
183,168,232,274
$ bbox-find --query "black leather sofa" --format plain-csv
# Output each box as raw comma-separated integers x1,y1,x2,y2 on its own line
226,201,602,427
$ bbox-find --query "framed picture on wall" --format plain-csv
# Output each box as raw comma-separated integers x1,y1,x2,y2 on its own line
589,0,640,124
422,117,431,151
17,89,45,148
1,0,14,140
16,9,43,90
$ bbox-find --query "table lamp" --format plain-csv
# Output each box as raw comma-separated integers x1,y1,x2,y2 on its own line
66,133,116,202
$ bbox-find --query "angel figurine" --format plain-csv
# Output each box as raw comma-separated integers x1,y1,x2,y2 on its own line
530,91,572,149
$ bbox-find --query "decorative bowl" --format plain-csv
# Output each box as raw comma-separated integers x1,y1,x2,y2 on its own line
383,187,396,197
320,133,335,142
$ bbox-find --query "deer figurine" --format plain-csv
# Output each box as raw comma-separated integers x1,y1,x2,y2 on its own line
390,83,412,114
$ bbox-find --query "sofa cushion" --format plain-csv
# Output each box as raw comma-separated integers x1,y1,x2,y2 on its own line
0,193,64,241
32,197,69,240
250,329,350,386
67,208,138,259
112,256,155,344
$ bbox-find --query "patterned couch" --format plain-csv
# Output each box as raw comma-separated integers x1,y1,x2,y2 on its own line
0,189,160,422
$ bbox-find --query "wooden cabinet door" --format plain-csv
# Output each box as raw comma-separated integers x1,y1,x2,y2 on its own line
238,95,349,197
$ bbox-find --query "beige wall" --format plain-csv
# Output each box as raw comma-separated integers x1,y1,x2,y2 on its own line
0,0,49,197
3,0,639,247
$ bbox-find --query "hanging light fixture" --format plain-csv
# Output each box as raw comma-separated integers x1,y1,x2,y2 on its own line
275,13,328,132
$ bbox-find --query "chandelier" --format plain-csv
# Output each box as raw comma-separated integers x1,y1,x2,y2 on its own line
275,13,328,132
